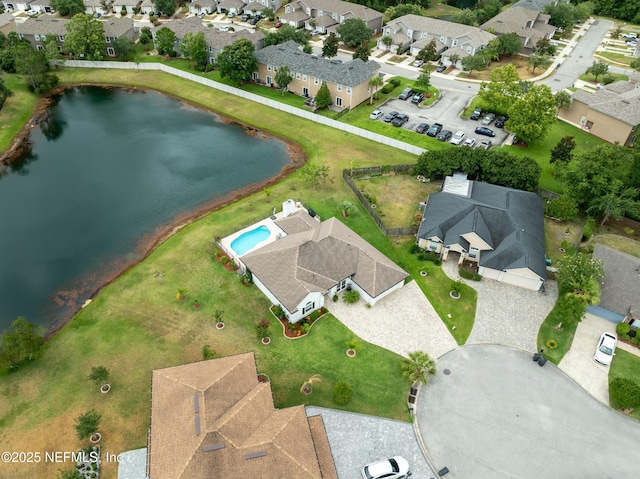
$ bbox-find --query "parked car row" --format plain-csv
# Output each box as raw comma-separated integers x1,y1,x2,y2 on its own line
369,110,411,128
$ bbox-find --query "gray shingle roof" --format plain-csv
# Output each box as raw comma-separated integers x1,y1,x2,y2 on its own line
571,77,640,126
418,179,547,279
255,40,379,87
481,7,555,36
513,0,569,12
102,17,133,37
17,15,69,36
288,0,382,22
388,14,495,48
242,212,408,313
593,244,640,318
0,12,15,29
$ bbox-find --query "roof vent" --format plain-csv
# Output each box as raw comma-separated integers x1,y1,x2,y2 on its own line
195,416,201,436
203,443,225,452
244,451,267,460
194,394,200,413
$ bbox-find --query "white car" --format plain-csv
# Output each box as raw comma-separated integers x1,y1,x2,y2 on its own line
594,332,617,365
362,456,410,479
450,130,465,145
369,109,384,120
218,25,230,32
462,137,476,148
413,59,424,68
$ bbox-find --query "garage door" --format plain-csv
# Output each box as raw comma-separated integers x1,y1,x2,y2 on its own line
499,272,542,290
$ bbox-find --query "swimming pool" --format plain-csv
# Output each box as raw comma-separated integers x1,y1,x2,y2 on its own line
230,225,271,256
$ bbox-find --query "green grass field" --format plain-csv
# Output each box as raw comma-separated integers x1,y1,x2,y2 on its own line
609,349,640,421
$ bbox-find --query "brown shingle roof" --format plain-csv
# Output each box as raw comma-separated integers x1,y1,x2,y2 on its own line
149,353,335,479
242,213,408,312
571,80,640,126
16,15,68,36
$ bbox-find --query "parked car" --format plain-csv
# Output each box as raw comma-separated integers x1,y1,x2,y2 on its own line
249,16,261,25
594,332,617,365
383,111,399,123
391,114,409,127
426,123,443,137
196,11,206,18
398,87,414,100
93,12,102,18
436,64,447,73
241,13,250,21
331,59,343,64
481,112,496,125
413,59,424,68
415,123,430,134
369,109,384,120
495,115,508,128
274,22,283,28
450,130,465,145
361,456,410,479
470,107,483,121
218,25,230,31
476,139,492,149
437,130,452,141
411,92,424,104
227,11,236,17
475,126,496,137
462,137,476,148
629,318,640,333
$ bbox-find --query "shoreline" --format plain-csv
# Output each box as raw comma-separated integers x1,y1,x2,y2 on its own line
0,83,308,340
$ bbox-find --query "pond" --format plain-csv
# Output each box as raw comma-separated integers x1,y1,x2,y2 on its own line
0,87,294,332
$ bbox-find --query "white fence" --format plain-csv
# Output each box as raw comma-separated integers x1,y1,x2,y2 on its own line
63,60,426,156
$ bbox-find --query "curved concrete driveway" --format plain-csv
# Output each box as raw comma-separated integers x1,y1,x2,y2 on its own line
415,345,640,479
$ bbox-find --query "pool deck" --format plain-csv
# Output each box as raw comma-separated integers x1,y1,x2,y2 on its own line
219,213,287,266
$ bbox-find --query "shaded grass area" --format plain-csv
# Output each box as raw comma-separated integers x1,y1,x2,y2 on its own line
592,234,640,258
544,216,586,264
0,74,39,153
579,72,629,84
0,68,421,479
595,51,635,66
609,349,640,421
536,297,582,364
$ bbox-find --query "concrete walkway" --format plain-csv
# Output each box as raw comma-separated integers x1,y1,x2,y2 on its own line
442,260,558,352
328,280,458,359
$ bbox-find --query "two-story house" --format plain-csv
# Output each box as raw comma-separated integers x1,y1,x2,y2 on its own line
279,0,383,36
253,40,380,109
481,6,557,54
378,15,496,68
216,0,283,16
84,0,112,15
153,17,265,65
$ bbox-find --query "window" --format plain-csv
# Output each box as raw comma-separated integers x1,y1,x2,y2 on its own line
302,74,307,81
267,65,271,71
58,45,63,52
18,34,24,39
107,47,115,56
296,72,300,79
337,84,342,92
266,76,272,85
440,35,445,42
208,46,212,52
34,34,40,41
314,78,319,85
106,37,111,43
428,241,439,251
468,247,479,259
41,35,46,41
346,87,351,94
452,39,458,46
336,97,342,107
58,35,64,41
302,301,315,314
306,7,310,14
36,44,44,50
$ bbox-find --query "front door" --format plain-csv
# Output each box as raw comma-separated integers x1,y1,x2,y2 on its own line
302,87,309,97
336,279,347,292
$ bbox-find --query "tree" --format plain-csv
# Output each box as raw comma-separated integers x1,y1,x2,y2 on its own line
216,38,257,85
384,4,425,22
535,37,557,56
416,39,438,62
64,14,106,61
415,69,431,89
544,2,578,32
449,52,460,68
264,25,310,47
321,33,339,58
554,90,572,113
51,0,84,17
300,374,322,394
0,317,44,368
381,34,393,51
550,136,576,170
547,195,578,221
476,0,502,23
139,27,153,49
557,253,604,305
336,18,370,48
451,8,478,26
262,7,275,21
479,150,541,191
585,60,608,81
15,45,55,93
87,366,110,388
587,188,640,226
528,53,552,73
154,27,176,56
610,25,622,40
506,84,557,144
301,160,332,188
181,31,207,66
368,75,383,104
314,81,331,109
352,41,370,62
460,53,488,75
154,0,176,16
274,65,292,96
497,33,522,57
43,36,63,66
74,409,101,440
401,351,436,385
0,73,13,111
477,64,521,114
114,36,136,61
630,57,640,71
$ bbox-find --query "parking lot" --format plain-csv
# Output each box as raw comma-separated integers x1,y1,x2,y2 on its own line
373,92,510,147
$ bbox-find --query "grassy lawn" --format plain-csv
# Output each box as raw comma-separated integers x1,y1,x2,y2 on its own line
0,75,39,153
0,68,433,478
536,299,580,364
592,234,640,258
579,72,629,84
544,216,586,264
609,349,640,421
595,51,634,66
424,0,461,18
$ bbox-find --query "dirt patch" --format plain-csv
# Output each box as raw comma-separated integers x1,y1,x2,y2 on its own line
457,55,538,81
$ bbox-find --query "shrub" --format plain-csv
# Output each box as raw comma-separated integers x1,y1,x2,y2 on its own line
309,310,320,321
272,305,285,320
459,268,482,281
333,294,338,302
450,280,464,295
381,84,395,94
622,333,630,341
545,338,559,350
631,336,639,346
202,344,216,360
301,323,310,334
256,318,271,339
343,290,360,304
205,64,213,72
582,217,595,241
220,256,229,264
547,195,578,221
609,377,640,410
616,322,630,336
332,380,352,405
389,78,401,87
409,243,421,254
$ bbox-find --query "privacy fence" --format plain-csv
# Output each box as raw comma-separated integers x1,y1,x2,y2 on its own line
63,61,426,156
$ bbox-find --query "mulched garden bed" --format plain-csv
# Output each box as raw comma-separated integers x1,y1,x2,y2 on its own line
271,307,329,338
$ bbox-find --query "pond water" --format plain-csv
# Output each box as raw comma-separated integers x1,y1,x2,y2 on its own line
0,87,293,332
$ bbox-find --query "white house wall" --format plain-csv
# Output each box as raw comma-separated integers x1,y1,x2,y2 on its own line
367,280,405,306
461,232,492,251
290,291,325,323
479,266,543,291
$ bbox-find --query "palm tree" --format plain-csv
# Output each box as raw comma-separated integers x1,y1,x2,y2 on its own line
300,374,322,394
368,76,383,104
401,351,436,385
381,35,393,51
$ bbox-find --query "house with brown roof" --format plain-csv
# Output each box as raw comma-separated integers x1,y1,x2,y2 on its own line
238,201,409,322
153,17,265,65
480,6,557,54
378,14,496,68
147,352,338,479
0,12,15,35
83,0,111,15
253,40,380,109
279,0,383,35
557,73,640,147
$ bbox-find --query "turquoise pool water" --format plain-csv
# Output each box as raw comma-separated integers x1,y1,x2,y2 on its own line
231,225,271,256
